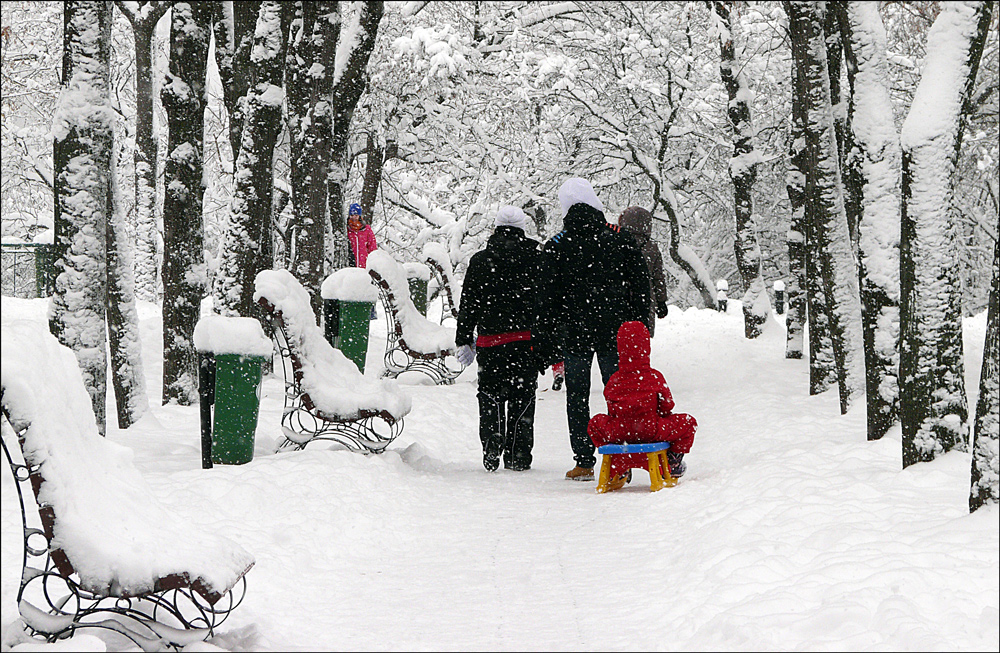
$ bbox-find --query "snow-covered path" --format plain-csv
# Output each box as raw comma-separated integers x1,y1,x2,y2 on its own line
2,297,997,651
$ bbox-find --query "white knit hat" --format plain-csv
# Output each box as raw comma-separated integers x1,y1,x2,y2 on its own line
558,177,604,217
495,205,529,231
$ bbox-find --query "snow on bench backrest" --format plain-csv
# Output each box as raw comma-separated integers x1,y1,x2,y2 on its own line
422,241,459,317
254,269,411,421
366,250,458,356
0,321,254,603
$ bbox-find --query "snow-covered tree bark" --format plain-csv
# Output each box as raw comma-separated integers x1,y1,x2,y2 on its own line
50,0,113,434
326,1,384,271
213,0,287,317
899,1,993,466
117,1,169,304
839,2,902,441
107,145,149,429
970,234,999,511
160,1,211,405
286,0,338,318
714,0,768,339
785,38,807,360
787,1,865,415
213,0,257,161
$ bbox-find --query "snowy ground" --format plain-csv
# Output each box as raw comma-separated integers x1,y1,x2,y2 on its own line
1,295,997,651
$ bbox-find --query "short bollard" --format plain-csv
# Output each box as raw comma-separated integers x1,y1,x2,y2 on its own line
194,315,272,467
404,262,431,317
717,279,729,313
322,267,379,373
773,279,785,315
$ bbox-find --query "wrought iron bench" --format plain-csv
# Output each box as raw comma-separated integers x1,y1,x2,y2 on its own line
254,269,411,454
366,250,466,385
1,322,253,650
422,242,459,324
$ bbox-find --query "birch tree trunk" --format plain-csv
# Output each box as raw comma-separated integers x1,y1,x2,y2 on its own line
213,0,287,317
714,0,768,339
161,1,211,405
51,0,113,434
970,234,999,511
107,145,149,429
118,1,169,304
326,1,384,271
286,0,338,318
899,1,992,466
839,2,902,441
787,0,865,415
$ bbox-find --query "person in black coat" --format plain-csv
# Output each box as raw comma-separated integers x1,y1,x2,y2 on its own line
456,206,543,472
538,178,651,481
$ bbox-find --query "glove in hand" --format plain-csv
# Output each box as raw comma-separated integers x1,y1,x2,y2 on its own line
456,344,476,366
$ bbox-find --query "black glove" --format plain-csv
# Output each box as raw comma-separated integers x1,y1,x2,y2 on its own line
656,301,669,319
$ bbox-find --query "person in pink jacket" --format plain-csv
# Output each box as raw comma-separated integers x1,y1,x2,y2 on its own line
348,203,378,268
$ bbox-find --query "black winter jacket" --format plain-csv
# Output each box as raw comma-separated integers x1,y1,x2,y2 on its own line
539,203,651,357
456,226,543,348
620,206,670,332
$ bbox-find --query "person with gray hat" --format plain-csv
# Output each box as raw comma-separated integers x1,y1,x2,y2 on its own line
619,206,670,336
456,206,544,472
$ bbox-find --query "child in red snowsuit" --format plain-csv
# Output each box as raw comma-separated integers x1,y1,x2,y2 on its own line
588,321,697,484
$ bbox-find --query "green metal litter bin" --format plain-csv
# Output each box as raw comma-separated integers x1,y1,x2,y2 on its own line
211,353,265,465
194,315,271,468
404,262,430,317
338,300,373,373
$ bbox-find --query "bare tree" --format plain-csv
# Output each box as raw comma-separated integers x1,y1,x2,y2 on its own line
161,1,211,404
50,0,113,433
899,1,993,466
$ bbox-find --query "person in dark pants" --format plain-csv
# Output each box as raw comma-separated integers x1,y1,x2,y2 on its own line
619,207,670,336
456,206,543,472
539,178,651,481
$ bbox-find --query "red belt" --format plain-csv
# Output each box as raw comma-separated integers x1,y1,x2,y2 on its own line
476,330,531,348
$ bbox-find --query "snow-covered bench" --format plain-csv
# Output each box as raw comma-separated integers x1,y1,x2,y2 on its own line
254,269,412,453
0,322,254,650
422,242,459,323
366,250,466,385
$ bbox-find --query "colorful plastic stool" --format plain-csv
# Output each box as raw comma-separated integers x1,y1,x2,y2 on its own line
596,442,676,493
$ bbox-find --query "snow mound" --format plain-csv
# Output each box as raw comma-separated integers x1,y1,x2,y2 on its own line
321,267,379,303
193,314,272,357
254,269,411,421
0,321,254,602
367,251,457,355
402,262,431,282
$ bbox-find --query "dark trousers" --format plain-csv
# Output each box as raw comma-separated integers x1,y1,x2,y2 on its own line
564,350,618,468
477,343,537,468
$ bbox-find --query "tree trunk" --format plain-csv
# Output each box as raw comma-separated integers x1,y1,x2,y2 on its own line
214,0,258,161
286,0,338,319
360,132,385,219
823,4,858,251
785,33,807,360
840,2,902,441
714,0,768,339
970,234,999,511
213,0,288,317
107,146,149,429
161,1,211,405
119,1,169,304
787,1,865,415
51,0,113,434
899,1,992,467
327,1,384,271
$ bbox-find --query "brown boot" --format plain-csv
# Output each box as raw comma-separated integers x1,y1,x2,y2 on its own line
565,466,595,481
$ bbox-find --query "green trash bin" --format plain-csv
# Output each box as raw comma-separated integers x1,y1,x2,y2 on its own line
211,353,265,465
338,300,374,373
322,267,379,374
404,262,430,317
194,315,272,467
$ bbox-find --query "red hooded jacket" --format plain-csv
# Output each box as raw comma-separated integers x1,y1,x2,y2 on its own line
589,321,696,455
